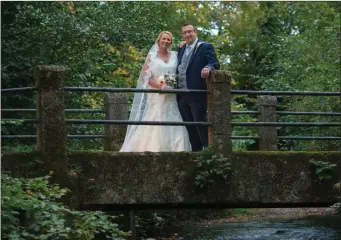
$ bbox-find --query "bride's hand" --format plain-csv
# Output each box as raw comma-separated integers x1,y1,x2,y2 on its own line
178,41,186,48
148,78,163,89
161,84,173,90
159,80,166,89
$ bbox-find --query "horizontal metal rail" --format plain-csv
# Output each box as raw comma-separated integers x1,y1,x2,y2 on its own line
65,119,211,126
1,135,104,139
1,86,340,96
229,136,341,140
64,87,207,93
232,111,258,115
232,122,340,127
233,111,341,116
66,135,105,138
231,90,341,96
2,109,340,117
7,109,256,114
231,136,260,140
277,111,341,116
1,109,37,112
1,119,340,127
1,109,105,113
1,135,37,139
65,120,340,127
277,136,341,140
64,87,341,96
64,109,104,113
1,87,36,92
2,135,340,140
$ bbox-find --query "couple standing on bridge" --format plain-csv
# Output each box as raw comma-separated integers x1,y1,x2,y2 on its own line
120,23,220,152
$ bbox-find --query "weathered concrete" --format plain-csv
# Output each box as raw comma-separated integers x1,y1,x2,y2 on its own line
207,71,232,155
257,96,278,150
35,65,68,185
2,151,340,207
104,93,129,151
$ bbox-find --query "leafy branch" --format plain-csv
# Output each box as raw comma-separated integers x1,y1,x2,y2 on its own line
1,172,130,239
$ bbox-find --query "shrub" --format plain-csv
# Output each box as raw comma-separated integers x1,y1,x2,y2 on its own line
1,173,130,240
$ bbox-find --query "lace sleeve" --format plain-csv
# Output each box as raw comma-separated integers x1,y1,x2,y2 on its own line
141,54,152,87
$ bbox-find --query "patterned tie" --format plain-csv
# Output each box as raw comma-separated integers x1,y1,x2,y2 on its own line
185,45,191,56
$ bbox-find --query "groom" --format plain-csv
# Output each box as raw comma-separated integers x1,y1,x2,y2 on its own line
177,23,220,152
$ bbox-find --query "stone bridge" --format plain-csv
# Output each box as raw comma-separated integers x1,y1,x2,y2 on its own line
1,65,340,209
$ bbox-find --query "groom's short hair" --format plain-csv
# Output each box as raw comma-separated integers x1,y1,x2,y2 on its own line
182,23,196,30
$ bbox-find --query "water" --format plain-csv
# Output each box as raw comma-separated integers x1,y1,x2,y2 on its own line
182,216,341,240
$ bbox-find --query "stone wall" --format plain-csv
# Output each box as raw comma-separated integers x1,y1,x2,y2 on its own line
2,151,340,207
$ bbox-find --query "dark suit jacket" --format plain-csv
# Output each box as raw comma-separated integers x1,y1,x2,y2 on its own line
177,39,220,100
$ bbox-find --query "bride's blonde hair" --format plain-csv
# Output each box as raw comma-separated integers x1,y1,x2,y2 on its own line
156,31,173,44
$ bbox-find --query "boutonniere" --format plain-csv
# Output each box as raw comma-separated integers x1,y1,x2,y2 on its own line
194,42,203,54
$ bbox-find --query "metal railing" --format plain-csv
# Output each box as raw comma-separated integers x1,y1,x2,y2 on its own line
2,86,341,96
1,119,340,127
1,86,341,142
2,109,340,116
2,135,340,140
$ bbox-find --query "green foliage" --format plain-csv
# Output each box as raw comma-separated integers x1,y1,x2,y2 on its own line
1,120,24,135
309,159,337,180
1,172,130,239
231,99,257,150
1,144,36,152
229,208,250,217
194,154,232,188
220,2,340,151
199,145,216,155
1,2,339,151
1,1,178,150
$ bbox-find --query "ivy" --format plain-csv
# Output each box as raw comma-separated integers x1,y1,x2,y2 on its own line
309,159,337,180
194,153,232,188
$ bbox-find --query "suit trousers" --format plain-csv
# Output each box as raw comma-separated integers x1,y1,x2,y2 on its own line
177,94,208,152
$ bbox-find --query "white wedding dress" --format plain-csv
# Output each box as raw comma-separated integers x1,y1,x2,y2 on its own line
120,51,192,152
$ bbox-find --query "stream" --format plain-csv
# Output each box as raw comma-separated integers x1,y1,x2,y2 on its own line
180,215,341,240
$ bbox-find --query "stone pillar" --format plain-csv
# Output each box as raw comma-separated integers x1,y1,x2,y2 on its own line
104,93,129,151
257,95,278,150
35,65,68,184
207,71,232,155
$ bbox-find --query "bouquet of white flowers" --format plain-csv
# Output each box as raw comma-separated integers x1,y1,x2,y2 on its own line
156,74,177,89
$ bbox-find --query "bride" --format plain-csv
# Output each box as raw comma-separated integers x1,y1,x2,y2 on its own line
120,31,192,152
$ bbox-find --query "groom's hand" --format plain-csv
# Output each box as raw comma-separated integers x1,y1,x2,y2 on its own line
201,67,211,78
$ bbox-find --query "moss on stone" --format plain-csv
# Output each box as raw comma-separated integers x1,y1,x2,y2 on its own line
2,151,340,206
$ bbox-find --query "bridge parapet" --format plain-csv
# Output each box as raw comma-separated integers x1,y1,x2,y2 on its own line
2,151,340,208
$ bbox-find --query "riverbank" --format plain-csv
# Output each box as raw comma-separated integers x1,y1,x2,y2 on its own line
136,207,339,239
191,207,338,225
175,208,341,240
